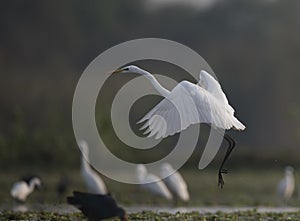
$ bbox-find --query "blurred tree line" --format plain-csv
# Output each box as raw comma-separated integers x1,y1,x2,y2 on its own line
1,0,300,170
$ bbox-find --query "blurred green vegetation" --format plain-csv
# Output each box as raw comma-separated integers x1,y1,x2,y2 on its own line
0,0,300,170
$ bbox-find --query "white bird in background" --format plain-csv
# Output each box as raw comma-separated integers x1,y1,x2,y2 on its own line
113,65,246,188
11,176,42,203
160,163,189,203
136,164,173,200
277,166,295,202
79,140,108,194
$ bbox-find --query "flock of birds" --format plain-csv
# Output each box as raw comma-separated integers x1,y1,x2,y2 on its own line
136,164,189,203
10,161,297,220
7,65,292,220
10,140,189,220
74,140,191,219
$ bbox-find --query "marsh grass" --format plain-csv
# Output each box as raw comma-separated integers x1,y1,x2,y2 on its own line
1,210,300,221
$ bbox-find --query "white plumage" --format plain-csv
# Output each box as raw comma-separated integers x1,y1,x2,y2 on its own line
113,65,245,188
135,68,246,139
277,166,295,202
160,163,189,202
11,177,41,203
79,140,108,194
136,164,173,200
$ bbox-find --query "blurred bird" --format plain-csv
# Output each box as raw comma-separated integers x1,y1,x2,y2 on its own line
277,166,295,203
113,65,246,188
56,174,71,201
79,140,108,194
11,176,42,203
160,163,189,204
136,164,172,200
67,191,127,221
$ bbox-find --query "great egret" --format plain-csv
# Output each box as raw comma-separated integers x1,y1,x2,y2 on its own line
136,164,173,200
79,140,108,194
160,163,189,203
67,191,127,221
113,65,246,188
11,176,42,203
277,166,295,202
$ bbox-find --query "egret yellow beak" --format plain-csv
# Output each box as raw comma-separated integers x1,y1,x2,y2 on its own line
112,68,123,74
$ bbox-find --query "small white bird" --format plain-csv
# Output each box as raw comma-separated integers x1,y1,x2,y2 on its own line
79,140,108,194
11,176,42,203
136,164,172,200
277,166,295,202
160,163,189,203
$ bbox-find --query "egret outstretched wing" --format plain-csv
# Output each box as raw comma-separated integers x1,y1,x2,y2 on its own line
138,79,245,139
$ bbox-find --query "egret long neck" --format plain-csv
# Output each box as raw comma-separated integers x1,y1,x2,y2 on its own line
28,182,36,192
81,156,91,172
142,71,170,97
286,173,294,184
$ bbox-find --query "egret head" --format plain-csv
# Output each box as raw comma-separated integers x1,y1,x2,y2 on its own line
78,140,89,155
161,163,173,172
112,65,146,75
136,164,148,182
285,166,294,175
160,163,176,179
30,177,42,190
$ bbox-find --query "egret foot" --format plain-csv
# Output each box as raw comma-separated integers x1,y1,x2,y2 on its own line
218,169,228,188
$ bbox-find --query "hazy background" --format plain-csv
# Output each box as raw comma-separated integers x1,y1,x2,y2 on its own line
1,0,300,172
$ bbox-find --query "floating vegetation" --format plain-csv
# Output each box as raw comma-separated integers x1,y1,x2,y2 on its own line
1,210,300,221
0,211,84,221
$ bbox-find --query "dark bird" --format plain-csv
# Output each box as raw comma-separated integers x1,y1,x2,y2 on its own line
67,191,127,221
56,174,71,201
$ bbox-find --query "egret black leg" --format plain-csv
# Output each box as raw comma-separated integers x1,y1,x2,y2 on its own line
218,133,236,188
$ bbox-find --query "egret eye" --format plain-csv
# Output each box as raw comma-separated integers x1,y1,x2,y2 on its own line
123,68,129,71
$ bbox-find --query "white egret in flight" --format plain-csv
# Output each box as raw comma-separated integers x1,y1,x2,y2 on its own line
160,163,189,203
277,166,295,203
113,65,246,188
79,140,108,194
136,164,173,200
